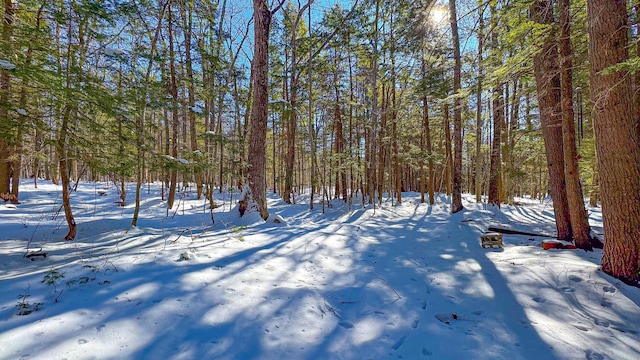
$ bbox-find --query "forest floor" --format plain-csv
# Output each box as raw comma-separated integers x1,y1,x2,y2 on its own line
0,180,639,360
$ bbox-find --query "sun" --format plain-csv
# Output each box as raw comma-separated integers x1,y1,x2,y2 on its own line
429,5,448,27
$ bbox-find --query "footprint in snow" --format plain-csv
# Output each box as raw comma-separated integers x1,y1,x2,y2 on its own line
568,275,583,282
412,319,420,329
585,350,607,360
391,336,405,350
603,286,616,294
573,324,590,332
600,300,613,308
95,324,105,332
532,297,545,303
338,321,354,329
594,318,610,327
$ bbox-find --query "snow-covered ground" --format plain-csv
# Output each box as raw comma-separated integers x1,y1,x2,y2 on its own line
1,180,639,360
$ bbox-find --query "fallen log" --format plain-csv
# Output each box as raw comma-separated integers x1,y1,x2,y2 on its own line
487,226,554,238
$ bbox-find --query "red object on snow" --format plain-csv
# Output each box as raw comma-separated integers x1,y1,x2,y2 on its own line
542,240,577,250
542,242,562,250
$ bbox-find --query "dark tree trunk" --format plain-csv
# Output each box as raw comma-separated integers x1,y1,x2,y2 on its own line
588,0,640,285
167,4,179,210
530,0,573,240
443,103,452,196
245,0,280,220
559,0,594,249
0,0,14,199
475,4,484,203
58,107,76,240
488,4,502,207
449,0,463,213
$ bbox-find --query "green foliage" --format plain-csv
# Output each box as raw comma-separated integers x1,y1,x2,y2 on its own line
16,293,43,316
66,276,96,288
41,268,65,292
233,225,246,242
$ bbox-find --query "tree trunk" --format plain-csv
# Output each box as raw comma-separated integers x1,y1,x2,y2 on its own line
475,4,484,203
420,60,427,204
167,4,179,210
488,4,502,207
0,0,14,199
58,106,76,240
183,1,202,199
559,0,594,249
132,1,167,227
333,65,347,201
308,5,318,208
245,0,279,220
587,0,640,285
423,87,434,205
530,0,572,240
367,0,380,205
449,0,463,213
443,103,452,196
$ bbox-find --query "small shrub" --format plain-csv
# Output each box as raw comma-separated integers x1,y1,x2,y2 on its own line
16,294,43,316
233,225,246,242
41,268,65,292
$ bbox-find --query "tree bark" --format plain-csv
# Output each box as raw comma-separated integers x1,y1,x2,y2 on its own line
587,0,640,285
530,0,572,240
559,0,594,249
283,1,313,205
245,0,282,220
333,64,347,201
488,4,502,207
367,0,380,205
167,4,179,210
449,0,463,213
475,3,484,203
58,106,76,240
443,102,452,196
182,1,202,200
0,0,14,199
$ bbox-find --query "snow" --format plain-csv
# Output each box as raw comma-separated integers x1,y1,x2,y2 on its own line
16,109,27,116
1,181,639,360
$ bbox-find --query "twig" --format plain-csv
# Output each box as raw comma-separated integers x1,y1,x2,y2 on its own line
375,275,402,301
55,289,64,303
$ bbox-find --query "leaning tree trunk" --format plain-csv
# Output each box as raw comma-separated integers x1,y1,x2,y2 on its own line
559,0,594,249
530,0,572,240
58,106,77,240
587,0,640,285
